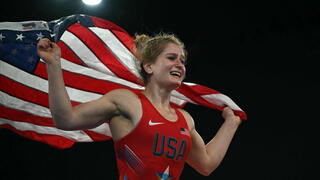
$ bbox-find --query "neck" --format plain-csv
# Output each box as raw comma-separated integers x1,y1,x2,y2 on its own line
142,81,173,110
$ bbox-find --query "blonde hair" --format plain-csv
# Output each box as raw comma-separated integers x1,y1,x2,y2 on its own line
134,33,187,84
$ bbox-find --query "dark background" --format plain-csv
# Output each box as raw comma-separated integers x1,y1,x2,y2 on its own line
0,0,316,179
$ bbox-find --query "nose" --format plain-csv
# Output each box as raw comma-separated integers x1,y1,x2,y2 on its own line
173,60,184,71
174,59,186,73
175,58,185,67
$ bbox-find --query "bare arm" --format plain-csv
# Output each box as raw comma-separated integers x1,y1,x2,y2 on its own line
184,107,242,176
37,38,118,130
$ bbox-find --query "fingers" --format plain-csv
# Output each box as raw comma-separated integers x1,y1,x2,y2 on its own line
222,107,233,118
37,38,55,49
51,41,59,48
222,106,242,125
36,38,61,63
222,106,239,120
37,38,49,48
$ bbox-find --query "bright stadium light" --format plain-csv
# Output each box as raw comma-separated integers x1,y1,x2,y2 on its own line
82,0,102,6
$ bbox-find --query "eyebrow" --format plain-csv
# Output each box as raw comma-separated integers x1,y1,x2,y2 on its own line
166,53,186,60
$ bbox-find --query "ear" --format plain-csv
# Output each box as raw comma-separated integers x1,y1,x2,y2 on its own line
143,62,153,75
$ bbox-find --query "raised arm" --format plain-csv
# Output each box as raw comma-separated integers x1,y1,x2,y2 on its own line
182,107,242,176
37,38,119,130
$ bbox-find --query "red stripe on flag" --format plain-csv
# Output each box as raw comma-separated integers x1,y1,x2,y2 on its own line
0,104,54,127
0,75,80,107
0,75,50,107
58,41,84,66
0,124,75,149
90,16,127,33
233,110,247,120
177,84,247,120
83,129,111,141
67,23,140,84
177,83,220,109
111,30,135,55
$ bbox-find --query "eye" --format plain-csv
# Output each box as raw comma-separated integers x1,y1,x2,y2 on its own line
167,56,176,61
180,59,187,65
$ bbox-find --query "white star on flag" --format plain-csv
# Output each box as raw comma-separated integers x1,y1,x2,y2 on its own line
16,33,25,41
36,32,44,40
56,21,63,27
0,33,5,41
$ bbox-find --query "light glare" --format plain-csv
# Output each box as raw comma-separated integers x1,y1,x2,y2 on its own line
82,0,102,6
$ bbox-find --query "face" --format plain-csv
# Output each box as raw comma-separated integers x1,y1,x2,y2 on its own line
145,43,186,89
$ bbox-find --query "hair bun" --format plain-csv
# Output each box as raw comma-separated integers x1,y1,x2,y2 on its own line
134,34,150,53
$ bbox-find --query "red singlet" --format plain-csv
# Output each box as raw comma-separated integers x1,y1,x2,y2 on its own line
114,93,192,180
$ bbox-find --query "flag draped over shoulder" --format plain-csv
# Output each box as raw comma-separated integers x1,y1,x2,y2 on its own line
0,14,246,149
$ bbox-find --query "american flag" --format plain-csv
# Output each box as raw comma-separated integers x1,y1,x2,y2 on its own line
180,127,190,137
0,14,246,149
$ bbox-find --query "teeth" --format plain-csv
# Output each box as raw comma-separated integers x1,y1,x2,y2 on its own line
170,71,181,77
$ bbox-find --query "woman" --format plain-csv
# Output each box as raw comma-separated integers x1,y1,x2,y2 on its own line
37,33,242,179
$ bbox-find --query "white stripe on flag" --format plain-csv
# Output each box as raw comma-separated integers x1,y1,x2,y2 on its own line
0,118,93,142
183,82,197,86
60,30,115,76
202,94,243,111
171,90,194,106
0,60,102,103
88,122,112,137
0,91,52,118
0,90,112,138
60,58,144,90
89,27,141,78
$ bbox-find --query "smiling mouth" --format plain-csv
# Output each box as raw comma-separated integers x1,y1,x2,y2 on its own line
170,71,181,77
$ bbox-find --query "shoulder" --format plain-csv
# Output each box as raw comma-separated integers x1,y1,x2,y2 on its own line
105,88,139,100
177,108,195,132
104,88,141,108
104,89,142,121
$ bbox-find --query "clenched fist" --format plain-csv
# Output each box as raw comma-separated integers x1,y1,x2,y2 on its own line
222,107,242,126
37,38,61,66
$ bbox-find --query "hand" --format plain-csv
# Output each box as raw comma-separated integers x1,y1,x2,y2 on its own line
222,107,242,126
37,38,61,65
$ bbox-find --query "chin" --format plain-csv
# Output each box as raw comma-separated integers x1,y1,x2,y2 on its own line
168,80,182,90
164,75,184,90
